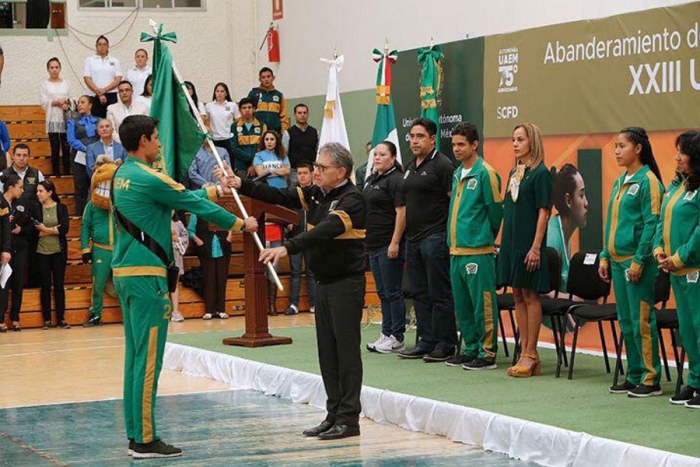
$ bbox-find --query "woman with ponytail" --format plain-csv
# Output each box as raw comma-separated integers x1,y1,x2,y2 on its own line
654,130,700,408
599,127,664,397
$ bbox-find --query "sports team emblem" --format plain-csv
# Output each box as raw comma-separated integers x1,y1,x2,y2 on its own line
684,190,697,201
466,263,478,275
237,126,243,132
688,271,699,284
627,184,640,196
467,179,478,190
273,96,280,102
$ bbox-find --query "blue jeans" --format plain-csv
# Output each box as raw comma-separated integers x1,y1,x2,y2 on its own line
290,249,316,307
369,244,406,341
406,231,457,352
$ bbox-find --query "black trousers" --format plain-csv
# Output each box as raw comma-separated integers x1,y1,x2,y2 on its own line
0,246,28,322
200,255,229,314
315,273,365,427
48,132,71,175
37,252,66,323
72,160,89,216
91,93,118,119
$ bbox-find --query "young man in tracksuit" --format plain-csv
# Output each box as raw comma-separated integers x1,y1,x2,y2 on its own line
446,122,503,370
230,97,265,176
112,115,257,458
247,67,289,134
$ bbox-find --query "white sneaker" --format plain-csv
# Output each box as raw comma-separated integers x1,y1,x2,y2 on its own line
309,306,315,314
367,333,391,352
376,335,404,354
170,311,185,322
203,313,213,320
217,312,229,319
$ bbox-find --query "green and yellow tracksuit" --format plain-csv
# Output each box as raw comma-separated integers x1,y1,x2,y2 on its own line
112,156,244,444
653,175,700,390
447,158,503,360
247,86,289,134
81,201,114,320
230,117,266,172
600,165,663,387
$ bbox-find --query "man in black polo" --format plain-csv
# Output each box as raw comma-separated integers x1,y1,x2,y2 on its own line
398,117,458,362
283,103,318,186
229,142,365,440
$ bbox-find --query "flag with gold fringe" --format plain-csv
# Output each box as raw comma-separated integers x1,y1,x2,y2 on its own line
418,44,443,149
369,46,401,179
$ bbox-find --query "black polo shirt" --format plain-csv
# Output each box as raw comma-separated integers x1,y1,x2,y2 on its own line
403,149,455,242
363,165,405,249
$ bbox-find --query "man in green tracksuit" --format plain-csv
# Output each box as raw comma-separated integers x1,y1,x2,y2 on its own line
81,158,120,327
230,97,266,175
247,67,289,134
113,115,256,458
446,122,503,370
600,162,663,397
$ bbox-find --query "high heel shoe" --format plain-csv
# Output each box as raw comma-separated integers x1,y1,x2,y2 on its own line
508,353,541,378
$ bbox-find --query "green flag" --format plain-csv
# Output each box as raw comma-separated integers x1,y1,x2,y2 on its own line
141,26,203,182
418,45,442,150
370,48,401,172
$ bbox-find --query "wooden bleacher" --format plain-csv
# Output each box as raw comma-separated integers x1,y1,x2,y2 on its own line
0,105,379,329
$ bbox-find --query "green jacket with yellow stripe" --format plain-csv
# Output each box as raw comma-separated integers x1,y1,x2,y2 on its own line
80,201,113,254
247,86,289,134
653,175,700,275
111,156,244,279
230,117,266,172
600,165,664,273
447,157,503,256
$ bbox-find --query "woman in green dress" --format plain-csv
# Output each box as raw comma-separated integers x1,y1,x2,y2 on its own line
498,123,552,377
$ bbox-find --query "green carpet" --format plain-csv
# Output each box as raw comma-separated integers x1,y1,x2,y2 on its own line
168,325,700,458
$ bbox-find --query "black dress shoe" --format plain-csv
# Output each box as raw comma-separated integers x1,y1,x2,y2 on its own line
302,420,334,437
317,424,360,440
423,348,455,362
397,347,431,359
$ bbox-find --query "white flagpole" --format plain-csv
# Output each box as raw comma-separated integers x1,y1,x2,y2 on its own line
150,21,283,291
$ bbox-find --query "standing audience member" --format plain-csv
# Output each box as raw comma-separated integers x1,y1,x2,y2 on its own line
85,119,127,179
0,174,12,332
83,35,122,118
655,130,700,408
398,118,457,362
170,212,188,323
187,140,231,190
285,161,316,315
124,49,151,97
205,82,240,162
0,174,27,332
0,120,9,170
0,144,45,202
67,95,99,215
231,97,265,177
355,142,371,186
40,57,71,175
106,81,149,143
185,81,207,120
446,122,503,370
247,67,289,134
136,75,153,113
34,180,69,330
600,127,664,396
282,103,318,185
363,141,407,354
498,123,552,378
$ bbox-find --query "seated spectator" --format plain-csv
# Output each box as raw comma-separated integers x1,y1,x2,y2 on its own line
124,48,151,97
67,95,99,215
33,180,70,330
85,119,127,179
40,57,71,175
284,161,316,315
187,140,231,189
0,119,9,170
135,74,153,113
83,35,122,118
0,173,28,332
231,97,265,177
106,80,149,143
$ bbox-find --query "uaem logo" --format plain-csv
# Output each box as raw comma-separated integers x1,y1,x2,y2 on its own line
498,47,519,93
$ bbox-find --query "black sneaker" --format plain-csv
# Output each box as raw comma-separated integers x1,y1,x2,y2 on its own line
83,316,103,327
128,439,134,456
60,320,71,329
685,394,700,409
463,357,498,371
609,380,636,394
132,439,182,459
423,348,455,363
670,386,697,405
284,305,299,316
628,384,663,398
397,347,431,360
42,321,51,330
445,354,475,367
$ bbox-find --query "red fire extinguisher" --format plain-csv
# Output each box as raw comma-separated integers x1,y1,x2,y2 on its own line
267,25,280,62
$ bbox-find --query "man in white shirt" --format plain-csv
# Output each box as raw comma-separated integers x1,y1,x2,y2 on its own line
125,49,152,97
106,81,149,143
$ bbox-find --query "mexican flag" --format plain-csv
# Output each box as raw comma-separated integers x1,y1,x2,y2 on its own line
141,24,203,182
368,47,401,180
418,44,442,150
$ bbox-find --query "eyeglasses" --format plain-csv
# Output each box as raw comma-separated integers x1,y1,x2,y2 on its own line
313,163,338,172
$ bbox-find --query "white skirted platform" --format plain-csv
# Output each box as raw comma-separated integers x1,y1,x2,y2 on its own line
164,343,700,467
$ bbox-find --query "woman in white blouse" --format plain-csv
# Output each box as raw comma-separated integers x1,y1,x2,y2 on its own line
83,35,122,119
136,74,152,113
40,57,71,176
204,82,240,161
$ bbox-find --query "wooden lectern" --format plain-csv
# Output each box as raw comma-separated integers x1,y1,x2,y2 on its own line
220,195,299,347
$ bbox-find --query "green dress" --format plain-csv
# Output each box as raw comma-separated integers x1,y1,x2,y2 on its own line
497,162,552,292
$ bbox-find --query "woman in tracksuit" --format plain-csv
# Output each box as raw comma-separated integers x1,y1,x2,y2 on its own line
654,130,700,408
599,127,664,398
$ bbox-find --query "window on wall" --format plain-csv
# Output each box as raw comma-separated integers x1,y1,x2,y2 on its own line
79,0,202,7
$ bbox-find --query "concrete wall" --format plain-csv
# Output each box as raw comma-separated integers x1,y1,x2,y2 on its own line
0,0,258,106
